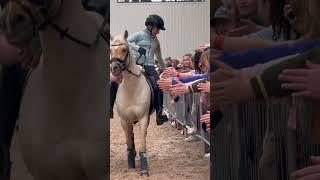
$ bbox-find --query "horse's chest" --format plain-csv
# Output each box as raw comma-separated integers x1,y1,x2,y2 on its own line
115,100,146,119
115,88,149,120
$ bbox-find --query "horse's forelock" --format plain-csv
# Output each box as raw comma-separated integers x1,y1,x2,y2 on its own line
111,35,129,49
0,1,37,47
112,34,126,43
110,35,134,62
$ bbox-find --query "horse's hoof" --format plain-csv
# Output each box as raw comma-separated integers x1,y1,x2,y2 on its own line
139,152,149,176
127,148,136,169
128,165,135,169
140,170,149,176
156,119,164,126
128,167,135,171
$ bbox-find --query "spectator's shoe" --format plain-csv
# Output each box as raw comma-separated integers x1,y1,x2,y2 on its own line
159,114,169,121
156,118,164,125
170,121,176,127
156,114,168,126
204,153,210,159
186,126,197,135
184,135,200,142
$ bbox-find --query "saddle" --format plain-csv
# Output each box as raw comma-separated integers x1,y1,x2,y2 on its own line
142,72,156,116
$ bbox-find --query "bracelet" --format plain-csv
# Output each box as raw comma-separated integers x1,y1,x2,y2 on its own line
213,35,225,50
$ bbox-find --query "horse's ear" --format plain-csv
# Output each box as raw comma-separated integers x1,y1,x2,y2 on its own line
124,30,128,40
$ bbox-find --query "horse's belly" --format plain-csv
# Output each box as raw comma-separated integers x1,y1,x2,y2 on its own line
18,66,107,177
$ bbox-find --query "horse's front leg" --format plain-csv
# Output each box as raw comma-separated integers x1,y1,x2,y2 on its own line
120,119,136,169
138,115,150,176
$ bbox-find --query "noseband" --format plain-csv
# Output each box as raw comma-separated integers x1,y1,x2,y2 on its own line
110,43,130,72
7,0,109,48
110,43,141,77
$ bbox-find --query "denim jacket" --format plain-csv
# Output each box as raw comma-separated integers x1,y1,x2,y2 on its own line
127,29,166,69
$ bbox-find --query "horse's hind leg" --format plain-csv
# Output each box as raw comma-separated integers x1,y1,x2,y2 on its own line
120,120,136,169
138,116,150,176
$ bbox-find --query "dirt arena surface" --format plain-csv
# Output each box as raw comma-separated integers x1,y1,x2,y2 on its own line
111,113,210,180
8,113,209,180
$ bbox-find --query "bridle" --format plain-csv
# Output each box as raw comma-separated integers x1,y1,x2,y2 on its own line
110,43,141,77
6,0,109,48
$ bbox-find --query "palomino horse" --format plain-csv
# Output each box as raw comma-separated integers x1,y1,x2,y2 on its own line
0,0,108,179
110,30,153,176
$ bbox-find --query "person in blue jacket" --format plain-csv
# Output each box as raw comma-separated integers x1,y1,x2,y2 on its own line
127,14,168,125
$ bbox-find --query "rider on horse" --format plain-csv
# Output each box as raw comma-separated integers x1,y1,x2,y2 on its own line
127,14,168,125
110,14,169,125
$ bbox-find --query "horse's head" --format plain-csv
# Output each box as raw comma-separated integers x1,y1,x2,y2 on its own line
110,30,131,77
0,0,61,47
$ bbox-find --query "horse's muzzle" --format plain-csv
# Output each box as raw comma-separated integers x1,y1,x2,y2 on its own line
111,63,122,77
110,57,127,76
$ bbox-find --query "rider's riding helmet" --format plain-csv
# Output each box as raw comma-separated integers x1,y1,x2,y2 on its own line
145,14,166,30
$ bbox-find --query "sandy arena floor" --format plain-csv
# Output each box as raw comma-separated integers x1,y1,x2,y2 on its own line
111,113,210,180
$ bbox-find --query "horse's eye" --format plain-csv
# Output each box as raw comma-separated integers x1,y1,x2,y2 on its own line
122,49,126,53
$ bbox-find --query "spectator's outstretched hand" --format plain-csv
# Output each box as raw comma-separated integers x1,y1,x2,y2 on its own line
200,111,210,132
162,67,178,77
197,44,209,52
291,156,320,180
211,59,254,106
211,59,235,83
198,81,210,93
157,78,172,92
170,80,188,96
280,61,320,100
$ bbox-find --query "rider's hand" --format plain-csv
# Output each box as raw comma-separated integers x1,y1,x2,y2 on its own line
138,47,146,55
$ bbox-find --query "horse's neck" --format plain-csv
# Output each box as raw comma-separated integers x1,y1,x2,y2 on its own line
121,54,144,89
40,0,101,63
